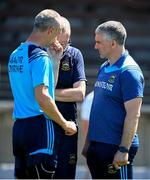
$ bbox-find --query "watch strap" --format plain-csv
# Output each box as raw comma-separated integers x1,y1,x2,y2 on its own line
119,146,129,153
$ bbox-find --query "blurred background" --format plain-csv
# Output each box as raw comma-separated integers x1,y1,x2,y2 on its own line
0,0,150,178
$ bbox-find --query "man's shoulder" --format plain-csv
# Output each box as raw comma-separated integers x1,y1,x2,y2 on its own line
67,46,81,55
28,44,47,58
62,46,83,63
121,55,142,73
27,43,48,63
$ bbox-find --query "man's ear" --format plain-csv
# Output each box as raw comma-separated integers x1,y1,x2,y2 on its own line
111,39,117,48
47,27,53,35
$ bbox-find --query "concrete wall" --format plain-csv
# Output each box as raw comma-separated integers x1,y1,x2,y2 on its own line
135,110,150,166
0,101,14,163
0,101,150,167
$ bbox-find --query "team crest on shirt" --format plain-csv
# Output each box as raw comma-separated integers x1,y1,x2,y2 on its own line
108,74,116,83
61,60,70,71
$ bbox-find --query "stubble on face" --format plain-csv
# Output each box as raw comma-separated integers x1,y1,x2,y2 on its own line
95,33,112,60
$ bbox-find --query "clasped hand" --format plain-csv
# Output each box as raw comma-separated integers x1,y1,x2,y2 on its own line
64,121,77,136
47,40,63,63
113,150,130,170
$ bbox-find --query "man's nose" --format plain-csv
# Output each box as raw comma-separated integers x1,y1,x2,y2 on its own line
94,44,97,49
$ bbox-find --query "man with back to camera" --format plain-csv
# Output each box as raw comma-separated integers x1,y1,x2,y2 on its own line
82,21,144,179
51,16,86,179
8,9,77,179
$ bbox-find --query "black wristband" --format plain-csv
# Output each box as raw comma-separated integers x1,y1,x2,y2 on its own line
118,146,129,153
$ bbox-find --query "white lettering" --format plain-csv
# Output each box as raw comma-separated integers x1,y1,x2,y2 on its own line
95,81,113,91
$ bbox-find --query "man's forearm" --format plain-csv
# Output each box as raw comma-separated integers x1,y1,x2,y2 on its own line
120,115,139,149
38,92,66,129
55,88,84,102
120,98,142,149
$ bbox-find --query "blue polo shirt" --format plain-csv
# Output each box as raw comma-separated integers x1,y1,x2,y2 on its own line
56,46,86,121
8,42,54,119
88,51,144,146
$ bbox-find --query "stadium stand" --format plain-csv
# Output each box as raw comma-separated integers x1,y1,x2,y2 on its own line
0,0,150,103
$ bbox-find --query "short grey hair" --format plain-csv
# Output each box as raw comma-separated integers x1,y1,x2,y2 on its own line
33,9,61,32
95,21,127,45
61,16,71,35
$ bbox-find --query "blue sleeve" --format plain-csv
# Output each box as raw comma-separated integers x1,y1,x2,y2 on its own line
121,69,144,102
73,49,86,83
30,56,52,88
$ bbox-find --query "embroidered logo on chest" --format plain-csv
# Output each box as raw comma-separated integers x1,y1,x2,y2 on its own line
61,60,70,71
108,74,116,83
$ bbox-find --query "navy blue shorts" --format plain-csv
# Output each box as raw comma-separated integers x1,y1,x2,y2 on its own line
53,123,78,179
13,114,57,169
87,141,138,179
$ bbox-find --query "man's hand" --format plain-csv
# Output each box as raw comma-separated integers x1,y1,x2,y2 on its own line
62,121,77,136
47,40,63,86
47,40,63,63
113,151,129,170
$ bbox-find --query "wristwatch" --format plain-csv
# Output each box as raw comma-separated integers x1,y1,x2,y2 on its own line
118,146,129,153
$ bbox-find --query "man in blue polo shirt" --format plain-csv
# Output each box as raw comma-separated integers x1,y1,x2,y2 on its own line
52,17,86,179
8,9,77,179
82,21,144,179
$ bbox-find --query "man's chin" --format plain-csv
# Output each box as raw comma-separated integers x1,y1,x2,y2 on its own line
99,55,107,60
100,54,104,59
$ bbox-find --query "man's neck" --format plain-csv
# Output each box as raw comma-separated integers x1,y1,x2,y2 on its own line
26,32,45,48
108,47,126,65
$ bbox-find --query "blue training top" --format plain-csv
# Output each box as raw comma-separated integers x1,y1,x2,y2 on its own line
88,51,144,147
56,46,86,121
8,42,54,119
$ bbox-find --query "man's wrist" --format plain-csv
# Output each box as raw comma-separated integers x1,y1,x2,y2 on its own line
118,146,129,153
60,119,67,130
